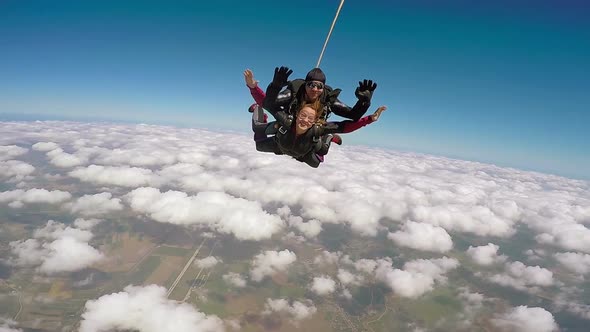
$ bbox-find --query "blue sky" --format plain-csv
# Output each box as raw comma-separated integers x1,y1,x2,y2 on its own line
1,0,589,179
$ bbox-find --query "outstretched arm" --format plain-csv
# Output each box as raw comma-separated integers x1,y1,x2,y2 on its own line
323,106,387,134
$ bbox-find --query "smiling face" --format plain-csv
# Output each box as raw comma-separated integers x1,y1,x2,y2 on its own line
295,106,318,135
304,81,324,102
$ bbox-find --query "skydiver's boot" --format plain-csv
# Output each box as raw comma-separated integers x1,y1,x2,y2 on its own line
251,104,269,141
316,134,342,156
249,103,268,122
297,153,321,168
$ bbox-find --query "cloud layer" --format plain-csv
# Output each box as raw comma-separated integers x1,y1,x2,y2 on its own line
1,122,589,253
1,121,589,331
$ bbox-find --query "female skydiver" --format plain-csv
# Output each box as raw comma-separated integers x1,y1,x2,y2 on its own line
252,102,339,167
263,66,378,122
244,69,387,168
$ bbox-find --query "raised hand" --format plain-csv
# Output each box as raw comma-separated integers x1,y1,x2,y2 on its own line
370,106,387,122
272,66,293,87
355,79,378,102
243,69,258,89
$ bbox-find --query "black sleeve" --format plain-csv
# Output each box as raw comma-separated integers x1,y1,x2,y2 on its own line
331,97,371,122
263,83,293,118
321,120,349,134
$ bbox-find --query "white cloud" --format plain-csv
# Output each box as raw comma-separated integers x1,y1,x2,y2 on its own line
32,141,59,152
8,239,44,267
9,220,103,274
376,266,433,299
69,165,161,188
411,204,515,238
74,218,103,230
0,188,71,206
225,319,240,330
195,256,221,269
404,257,460,284
0,145,28,161
46,148,85,167
524,248,546,261
38,237,103,274
341,288,353,299
503,262,554,286
263,298,317,322
222,272,246,288
282,231,306,243
388,220,453,252
375,257,459,298
535,224,590,254
492,306,558,332
92,147,177,167
353,258,379,274
337,268,363,286
554,252,590,275
126,187,284,241
66,192,124,216
250,250,296,282
310,276,336,295
458,287,485,306
467,243,507,265
287,215,322,238
0,160,35,182
34,220,94,242
314,251,342,266
489,261,553,291
79,285,225,332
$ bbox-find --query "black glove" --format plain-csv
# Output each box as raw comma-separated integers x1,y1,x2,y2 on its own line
272,66,293,87
355,79,377,102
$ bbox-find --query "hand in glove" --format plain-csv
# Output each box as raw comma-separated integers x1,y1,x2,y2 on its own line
272,66,293,87
355,79,377,102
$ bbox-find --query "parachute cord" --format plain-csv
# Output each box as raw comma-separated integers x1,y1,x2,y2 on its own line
316,0,345,68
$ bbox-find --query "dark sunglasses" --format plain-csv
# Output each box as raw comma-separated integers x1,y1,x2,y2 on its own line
306,81,324,90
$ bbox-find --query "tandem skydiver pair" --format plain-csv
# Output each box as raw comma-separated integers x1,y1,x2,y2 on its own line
244,67,386,168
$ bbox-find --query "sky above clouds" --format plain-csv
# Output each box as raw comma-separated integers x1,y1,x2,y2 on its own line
0,1,589,179
1,120,590,330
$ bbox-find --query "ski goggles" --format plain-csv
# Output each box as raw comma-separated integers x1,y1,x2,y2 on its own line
305,81,324,90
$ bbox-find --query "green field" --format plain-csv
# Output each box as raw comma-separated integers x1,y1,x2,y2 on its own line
153,245,190,256
0,296,19,318
128,256,162,285
399,287,464,328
